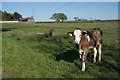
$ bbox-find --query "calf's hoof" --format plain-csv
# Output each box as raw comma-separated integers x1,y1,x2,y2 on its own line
81,68,85,72
99,59,101,62
93,59,96,63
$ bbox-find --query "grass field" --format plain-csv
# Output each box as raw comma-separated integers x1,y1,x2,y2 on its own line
1,21,119,78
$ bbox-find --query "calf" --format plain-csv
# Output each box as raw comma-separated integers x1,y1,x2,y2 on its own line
67,28,102,71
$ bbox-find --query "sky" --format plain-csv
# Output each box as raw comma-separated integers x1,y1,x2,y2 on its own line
1,0,120,2
2,2,118,22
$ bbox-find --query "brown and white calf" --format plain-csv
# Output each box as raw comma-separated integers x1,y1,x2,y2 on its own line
67,28,103,71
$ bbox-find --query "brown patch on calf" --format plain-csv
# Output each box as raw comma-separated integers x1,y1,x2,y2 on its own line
80,32,96,49
89,28,103,44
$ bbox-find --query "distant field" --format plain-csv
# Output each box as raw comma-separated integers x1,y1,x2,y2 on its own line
2,21,119,78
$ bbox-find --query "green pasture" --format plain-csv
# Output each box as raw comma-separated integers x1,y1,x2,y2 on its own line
1,21,119,78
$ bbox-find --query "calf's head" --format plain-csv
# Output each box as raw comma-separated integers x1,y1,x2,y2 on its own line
67,28,82,44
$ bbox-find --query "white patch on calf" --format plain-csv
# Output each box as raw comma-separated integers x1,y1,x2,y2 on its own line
73,29,82,44
84,32,90,42
86,35,90,42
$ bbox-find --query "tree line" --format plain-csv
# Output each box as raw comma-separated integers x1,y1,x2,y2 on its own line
0,10,101,22
0,10,22,21
50,13,99,22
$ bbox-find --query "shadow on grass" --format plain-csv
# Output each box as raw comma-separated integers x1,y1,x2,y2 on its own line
54,49,79,62
0,28,17,32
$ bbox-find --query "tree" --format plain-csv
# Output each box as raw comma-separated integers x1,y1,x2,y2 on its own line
0,10,23,21
50,13,67,22
2,11,8,20
74,17,79,21
13,12,22,20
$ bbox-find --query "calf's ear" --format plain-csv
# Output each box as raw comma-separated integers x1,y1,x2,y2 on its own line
82,31,87,35
82,31,89,36
67,32,73,36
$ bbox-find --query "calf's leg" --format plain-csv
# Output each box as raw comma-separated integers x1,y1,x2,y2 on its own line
93,47,97,63
98,44,102,62
82,49,88,71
